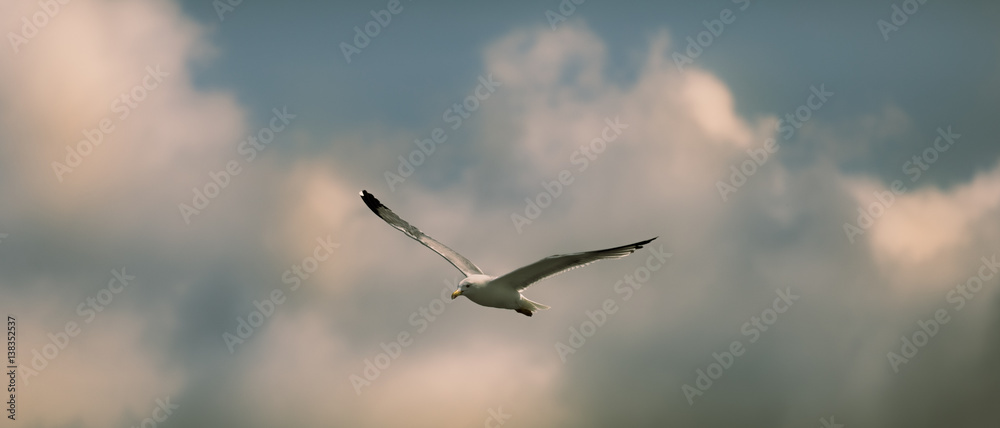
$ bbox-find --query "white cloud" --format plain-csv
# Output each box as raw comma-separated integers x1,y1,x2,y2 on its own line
858,164,1000,290
0,0,244,225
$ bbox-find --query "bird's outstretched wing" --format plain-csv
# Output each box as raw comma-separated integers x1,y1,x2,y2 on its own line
493,237,657,291
360,190,484,277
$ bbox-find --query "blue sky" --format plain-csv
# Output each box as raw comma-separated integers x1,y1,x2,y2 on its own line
1,0,999,427
173,0,1000,187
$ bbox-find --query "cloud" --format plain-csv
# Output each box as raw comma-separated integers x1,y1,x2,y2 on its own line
0,1,244,426
855,163,1000,291
0,0,246,240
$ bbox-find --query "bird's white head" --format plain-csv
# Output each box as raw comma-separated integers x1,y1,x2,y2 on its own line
451,275,490,300
452,278,472,300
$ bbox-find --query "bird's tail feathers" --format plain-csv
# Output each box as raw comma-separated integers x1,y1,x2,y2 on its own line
521,297,551,311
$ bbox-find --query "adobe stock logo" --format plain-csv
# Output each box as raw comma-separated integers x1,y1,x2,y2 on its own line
178,107,296,225
51,65,170,183
7,0,72,54
223,235,338,354
483,405,512,427
682,287,799,405
19,268,135,385
385,74,501,192
671,0,751,71
340,0,412,64
877,0,931,41
842,126,959,243
511,116,629,234
716,84,833,201
213,0,244,21
887,254,998,373
349,277,463,395
128,396,179,428
554,244,670,362
544,0,586,31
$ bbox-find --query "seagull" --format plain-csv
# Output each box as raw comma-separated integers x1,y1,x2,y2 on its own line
360,190,656,317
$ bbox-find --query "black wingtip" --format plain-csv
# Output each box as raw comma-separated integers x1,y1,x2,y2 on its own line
598,236,658,256
634,236,657,249
359,190,384,215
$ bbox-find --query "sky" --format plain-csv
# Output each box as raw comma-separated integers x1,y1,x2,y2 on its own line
1,0,999,427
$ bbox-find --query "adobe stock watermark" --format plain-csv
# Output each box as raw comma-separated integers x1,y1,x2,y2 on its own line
18,268,135,385
716,84,834,201
682,287,799,405
349,276,463,395
511,116,629,234
7,316,16,421
223,235,338,354
129,396,179,428
887,254,997,373
818,417,846,428
340,0,413,63
544,0,586,31
842,126,959,243
672,0,751,71
554,244,671,362
484,405,513,427
212,0,246,21
384,74,502,192
50,65,169,183
7,0,73,54
877,0,931,41
178,106,296,225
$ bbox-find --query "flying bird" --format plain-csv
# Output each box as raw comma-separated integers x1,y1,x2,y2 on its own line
359,190,656,317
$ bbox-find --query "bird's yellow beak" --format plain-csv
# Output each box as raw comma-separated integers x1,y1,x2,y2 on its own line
451,289,462,299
